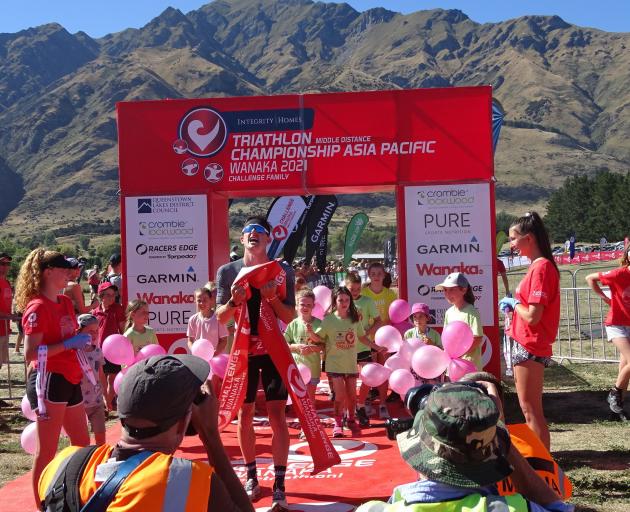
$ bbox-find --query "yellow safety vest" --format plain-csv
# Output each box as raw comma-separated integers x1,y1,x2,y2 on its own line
357,493,529,512
38,445,214,511
499,424,572,499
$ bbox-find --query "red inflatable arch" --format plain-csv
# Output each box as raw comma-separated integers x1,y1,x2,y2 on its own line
116,85,500,375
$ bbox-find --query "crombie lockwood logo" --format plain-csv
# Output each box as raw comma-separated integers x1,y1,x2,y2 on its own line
177,107,228,157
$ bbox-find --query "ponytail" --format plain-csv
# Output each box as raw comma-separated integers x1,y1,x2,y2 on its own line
510,211,559,273
463,285,476,306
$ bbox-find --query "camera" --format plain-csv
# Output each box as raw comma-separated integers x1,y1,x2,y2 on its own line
384,382,489,440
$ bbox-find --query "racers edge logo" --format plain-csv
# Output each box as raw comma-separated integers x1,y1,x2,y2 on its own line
177,107,228,158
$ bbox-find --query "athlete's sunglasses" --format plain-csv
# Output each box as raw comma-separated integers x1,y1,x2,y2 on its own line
242,224,270,235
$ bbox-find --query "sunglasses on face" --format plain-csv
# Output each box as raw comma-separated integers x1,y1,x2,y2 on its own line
242,224,270,235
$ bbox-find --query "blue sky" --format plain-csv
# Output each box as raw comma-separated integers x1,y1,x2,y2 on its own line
1,1,628,37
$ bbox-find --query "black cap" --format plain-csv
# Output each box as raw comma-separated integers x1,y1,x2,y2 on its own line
109,253,122,266
66,257,81,268
118,355,209,438
41,253,72,270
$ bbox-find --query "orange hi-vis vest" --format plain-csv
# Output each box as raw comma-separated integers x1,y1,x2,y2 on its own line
38,445,214,511
499,424,572,499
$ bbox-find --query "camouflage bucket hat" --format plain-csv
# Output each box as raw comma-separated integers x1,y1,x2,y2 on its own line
396,383,513,488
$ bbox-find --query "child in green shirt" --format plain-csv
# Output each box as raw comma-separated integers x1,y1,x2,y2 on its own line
123,299,158,354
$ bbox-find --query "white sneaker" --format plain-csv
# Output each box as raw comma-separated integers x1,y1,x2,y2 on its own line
244,478,261,501
379,405,390,419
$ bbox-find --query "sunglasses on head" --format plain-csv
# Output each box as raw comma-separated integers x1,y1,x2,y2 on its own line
242,224,270,235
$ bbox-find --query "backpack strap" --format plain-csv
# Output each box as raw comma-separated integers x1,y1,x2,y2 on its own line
80,451,153,512
41,445,99,512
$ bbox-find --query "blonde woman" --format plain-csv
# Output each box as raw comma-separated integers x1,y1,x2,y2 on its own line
16,249,91,505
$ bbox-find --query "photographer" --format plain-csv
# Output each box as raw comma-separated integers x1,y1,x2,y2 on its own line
38,355,253,512
364,380,573,512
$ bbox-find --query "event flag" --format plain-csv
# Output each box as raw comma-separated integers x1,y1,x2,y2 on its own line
282,195,317,264
492,98,505,153
217,261,341,474
304,195,338,264
266,196,308,259
384,236,396,268
343,213,369,267
315,226,328,273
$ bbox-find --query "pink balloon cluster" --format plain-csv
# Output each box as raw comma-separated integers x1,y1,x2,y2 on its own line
191,338,215,362
360,318,480,396
102,334,134,366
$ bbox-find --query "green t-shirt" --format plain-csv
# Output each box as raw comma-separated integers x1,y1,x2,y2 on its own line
283,317,322,379
443,303,483,370
316,313,365,374
123,325,159,353
354,295,379,352
403,327,442,348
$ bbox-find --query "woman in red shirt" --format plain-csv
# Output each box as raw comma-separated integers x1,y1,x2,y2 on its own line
585,249,630,420
15,249,91,504
499,212,560,450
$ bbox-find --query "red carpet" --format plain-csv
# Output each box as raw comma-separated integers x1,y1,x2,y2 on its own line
0,380,416,511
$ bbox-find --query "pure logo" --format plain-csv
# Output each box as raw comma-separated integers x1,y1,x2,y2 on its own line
178,107,228,157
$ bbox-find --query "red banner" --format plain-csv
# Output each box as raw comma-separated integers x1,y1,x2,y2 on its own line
217,261,340,474
117,87,493,197
553,250,623,265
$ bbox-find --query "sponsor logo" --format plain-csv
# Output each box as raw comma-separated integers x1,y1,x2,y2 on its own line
417,240,480,255
173,139,188,154
137,198,152,213
138,220,193,237
136,270,197,284
423,212,471,229
137,291,195,304
181,158,199,176
417,284,433,296
27,312,37,328
418,188,473,206
204,162,224,183
135,243,198,260
178,107,228,157
287,363,308,398
416,262,484,276
288,439,377,462
272,224,288,241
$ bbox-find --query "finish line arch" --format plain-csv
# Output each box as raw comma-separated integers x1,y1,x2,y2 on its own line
116,85,500,375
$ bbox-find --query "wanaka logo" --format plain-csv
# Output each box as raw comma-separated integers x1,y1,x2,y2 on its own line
178,107,228,157
137,198,152,213
204,163,224,183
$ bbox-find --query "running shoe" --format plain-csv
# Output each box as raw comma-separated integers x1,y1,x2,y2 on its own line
607,388,624,414
346,419,361,435
244,478,262,501
270,488,289,511
379,405,390,419
356,406,370,427
332,424,344,438
298,430,307,440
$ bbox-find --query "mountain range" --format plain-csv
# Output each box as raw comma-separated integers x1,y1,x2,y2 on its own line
0,0,628,236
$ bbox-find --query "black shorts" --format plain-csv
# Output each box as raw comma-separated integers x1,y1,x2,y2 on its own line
357,351,372,363
26,371,83,410
245,354,288,403
103,358,122,374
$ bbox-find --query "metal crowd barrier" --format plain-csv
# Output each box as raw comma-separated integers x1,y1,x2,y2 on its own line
1,318,27,402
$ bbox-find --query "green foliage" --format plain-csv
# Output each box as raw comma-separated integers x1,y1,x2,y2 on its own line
545,171,630,242
496,212,518,235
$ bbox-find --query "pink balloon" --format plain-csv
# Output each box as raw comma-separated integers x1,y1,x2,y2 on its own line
384,355,409,372
375,325,402,350
102,334,134,366
297,363,312,383
113,371,125,394
393,320,413,336
411,345,450,379
191,338,215,362
389,299,411,324
313,285,332,311
389,369,416,396
448,358,478,382
442,321,474,359
312,303,325,320
360,362,391,387
407,337,427,351
21,395,37,421
210,354,229,379
397,340,418,363
21,422,38,455
136,343,166,362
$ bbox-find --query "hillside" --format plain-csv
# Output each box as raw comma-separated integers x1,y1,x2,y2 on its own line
0,0,628,236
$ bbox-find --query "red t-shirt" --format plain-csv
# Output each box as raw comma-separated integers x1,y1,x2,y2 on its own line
510,259,560,356
598,267,630,326
0,278,12,336
91,303,125,346
23,295,82,384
